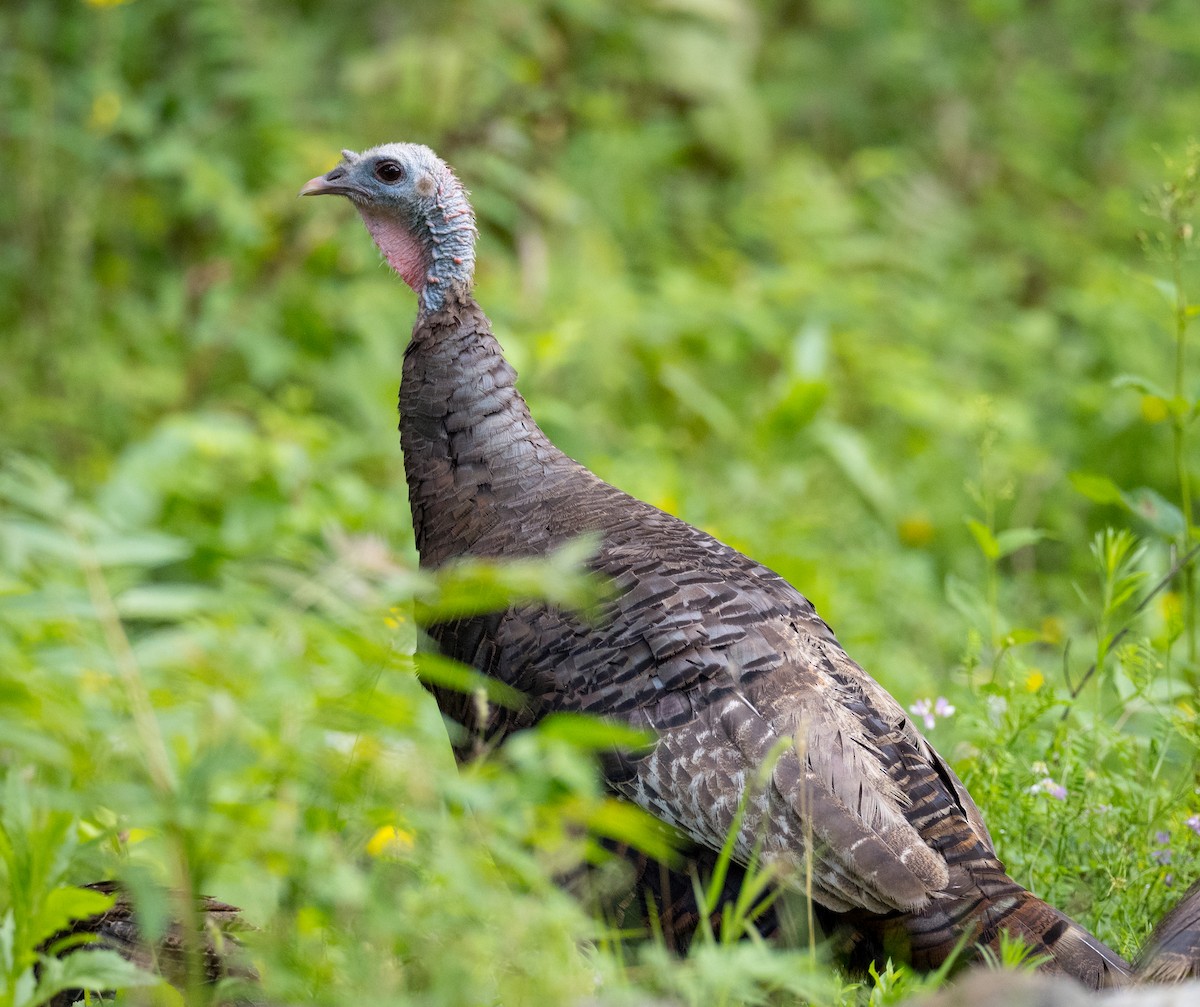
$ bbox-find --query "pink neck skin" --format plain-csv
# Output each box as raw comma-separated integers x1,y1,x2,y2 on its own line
357,206,428,293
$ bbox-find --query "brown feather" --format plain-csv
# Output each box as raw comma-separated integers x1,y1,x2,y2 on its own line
1137,879,1200,983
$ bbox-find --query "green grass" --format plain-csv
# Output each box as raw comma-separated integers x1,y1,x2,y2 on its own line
3,0,1200,1003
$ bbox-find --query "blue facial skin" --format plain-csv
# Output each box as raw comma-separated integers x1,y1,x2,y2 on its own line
302,143,477,314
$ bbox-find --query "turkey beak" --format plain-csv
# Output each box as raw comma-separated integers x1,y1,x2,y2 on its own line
299,175,334,196
299,168,354,197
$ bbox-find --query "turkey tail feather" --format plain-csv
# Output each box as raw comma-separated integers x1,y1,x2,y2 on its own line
1136,878,1200,983
819,867,1130,989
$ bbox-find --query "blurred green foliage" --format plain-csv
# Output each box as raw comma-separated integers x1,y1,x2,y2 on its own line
3,0,1200,1003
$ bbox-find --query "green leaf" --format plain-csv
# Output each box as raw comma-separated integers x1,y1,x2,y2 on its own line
582,797,679,864
113,980,187,1006
763,379,827,435
945,574,990,631
115,866,170,946
114,585,221,620
1111,665,1137,702
1148,275,1179,304
0,589,96,620
91,532,192,568
658,362,737,435
414,652,526,710
0,518,82,566
536,713,654,752
813,421,893,521
994,527,1049,559
1109,578,1145,611
415,538,608,622
1121,487,1187,539
0,909,14,974
0,458,72,518
30,886,115,952
1069,472,1125,506
965,518,999,561
1112,373,1170,398
13,965,35,1007
1000,628,1045,647
30,948,160,1006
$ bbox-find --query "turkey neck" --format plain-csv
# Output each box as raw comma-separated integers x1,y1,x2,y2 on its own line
401,290,569,568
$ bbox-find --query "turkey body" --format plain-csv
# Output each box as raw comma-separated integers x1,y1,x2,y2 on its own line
43,882,253,1007
300,142,1130,988
401,295,1127,986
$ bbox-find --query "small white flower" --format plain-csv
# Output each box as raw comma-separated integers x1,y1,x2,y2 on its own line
986,694,1008,725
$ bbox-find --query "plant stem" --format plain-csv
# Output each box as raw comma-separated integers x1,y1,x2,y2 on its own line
76,532,206,1004
77,536,176,798
1061,540,1200,716
1171,234,1197,664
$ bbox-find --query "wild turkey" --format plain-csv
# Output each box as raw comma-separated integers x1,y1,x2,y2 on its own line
42,881,254,1006
301,142,1134,987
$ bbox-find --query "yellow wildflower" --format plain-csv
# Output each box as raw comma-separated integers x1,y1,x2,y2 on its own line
1140,395,1169,424
897,513,935,548
366,824,415,858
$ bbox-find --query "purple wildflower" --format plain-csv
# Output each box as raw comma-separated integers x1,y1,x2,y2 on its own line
909,698,935,729
1029,778,1068,800
1151,830,1174,866
1186,815,1200,836
909,696,957,730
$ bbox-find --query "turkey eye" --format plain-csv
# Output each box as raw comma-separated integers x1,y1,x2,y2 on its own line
375,161,404,184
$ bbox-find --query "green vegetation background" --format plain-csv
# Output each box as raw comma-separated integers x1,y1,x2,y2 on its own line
2,1,1199,1004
